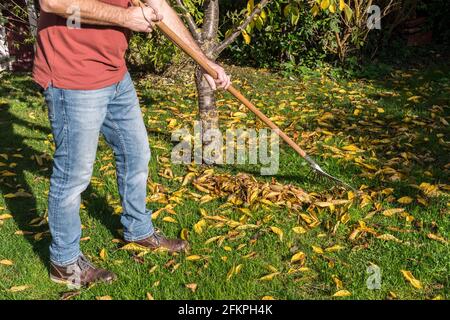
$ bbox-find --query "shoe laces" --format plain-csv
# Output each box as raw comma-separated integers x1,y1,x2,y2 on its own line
77,254,95,272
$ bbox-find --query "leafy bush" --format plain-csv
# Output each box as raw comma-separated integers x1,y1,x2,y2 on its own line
222,0,339,71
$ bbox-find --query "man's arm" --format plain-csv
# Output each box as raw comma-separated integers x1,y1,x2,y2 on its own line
39,0,161,32
145,0,231,90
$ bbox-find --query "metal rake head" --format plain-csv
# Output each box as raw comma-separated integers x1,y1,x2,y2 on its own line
304,155,357,192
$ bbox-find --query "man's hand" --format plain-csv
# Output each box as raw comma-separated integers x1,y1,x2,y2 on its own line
204,63,231,91
123,5,163,32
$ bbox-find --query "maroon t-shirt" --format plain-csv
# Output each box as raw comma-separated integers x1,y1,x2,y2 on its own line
33,0,131,90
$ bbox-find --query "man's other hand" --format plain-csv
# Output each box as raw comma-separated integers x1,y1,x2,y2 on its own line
123,5,163,32
204,63,231,91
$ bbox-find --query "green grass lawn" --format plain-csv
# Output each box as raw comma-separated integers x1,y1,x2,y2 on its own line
0,54,449,300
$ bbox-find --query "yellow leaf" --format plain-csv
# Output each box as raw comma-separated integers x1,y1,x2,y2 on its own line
339,0,345,11
291,251,306,263
242,30,251,44
397,196,413,204
400,270,422,289
146,292,155,300
270,226,284,241
162,216,177,223
342,144,362,152
333,290,351,297
382,208,404,217
325,244,344,252
96,295,113,300
320,0,330,10
377,234,402,243
329,4,336,13
427,233,448,244
194,219,206,234
120,243,150,253
8,285,30,292
259,272,280,281
180,228,189,241
186,255,202,261
261,296,275,300
312,245,324,254
0,259,13,266
0,213,13,220
292,226,307,234
182,172,196,186
311,3,320,16
99,248,107,261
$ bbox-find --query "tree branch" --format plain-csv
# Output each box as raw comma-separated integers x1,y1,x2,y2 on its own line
213,0,271,57
172,0,202,41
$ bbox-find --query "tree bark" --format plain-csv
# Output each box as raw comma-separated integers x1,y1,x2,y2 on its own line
196,0,220,164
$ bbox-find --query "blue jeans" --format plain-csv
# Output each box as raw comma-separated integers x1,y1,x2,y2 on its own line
43,72,154,266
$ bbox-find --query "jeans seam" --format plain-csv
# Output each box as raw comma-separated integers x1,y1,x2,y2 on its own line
106,110,129,221
51,88,70,264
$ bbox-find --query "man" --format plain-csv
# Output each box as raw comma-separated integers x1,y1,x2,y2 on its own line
34,0,231,287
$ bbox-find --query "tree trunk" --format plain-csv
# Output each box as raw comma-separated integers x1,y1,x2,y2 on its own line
197,0,220,164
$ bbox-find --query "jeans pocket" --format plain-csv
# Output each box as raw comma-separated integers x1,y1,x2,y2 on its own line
44,83,55,122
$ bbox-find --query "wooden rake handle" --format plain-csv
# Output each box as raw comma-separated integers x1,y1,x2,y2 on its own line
132,0,308,159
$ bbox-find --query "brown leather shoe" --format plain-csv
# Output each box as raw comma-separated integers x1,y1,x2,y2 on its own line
127,231,189,253
50,254,117,288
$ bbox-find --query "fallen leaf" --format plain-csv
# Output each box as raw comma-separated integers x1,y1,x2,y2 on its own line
270,226,283,241
186,255,202,261
0,214,13,220
146,292,155,300
259,272,280,281
400,270,422,289
185,283,198,292
8,285,30,292
120,243,150,253
332,290,351,297
96,295,113,300
397,196,413,204
290,252,306,263
0,259,13,266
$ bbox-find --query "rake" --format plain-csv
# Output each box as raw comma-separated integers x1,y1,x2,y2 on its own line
132,0,356,191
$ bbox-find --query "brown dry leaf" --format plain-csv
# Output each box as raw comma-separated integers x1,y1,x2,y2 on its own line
146,292,155,300
332,290,351,297
185,283,198,293
400,270,422,289
60,291,81,300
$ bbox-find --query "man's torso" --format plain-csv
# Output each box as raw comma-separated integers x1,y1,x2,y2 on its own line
33,0,131,90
